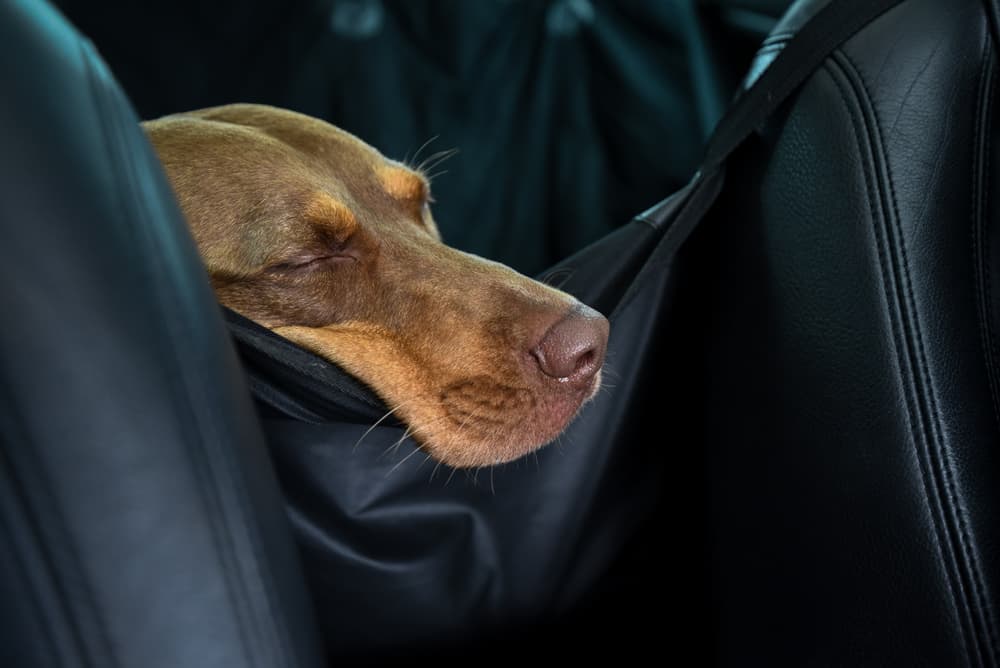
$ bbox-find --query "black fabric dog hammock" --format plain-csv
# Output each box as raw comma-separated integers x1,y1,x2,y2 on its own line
224,0,903,657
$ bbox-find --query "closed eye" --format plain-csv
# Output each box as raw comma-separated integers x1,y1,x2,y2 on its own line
269,253,357,273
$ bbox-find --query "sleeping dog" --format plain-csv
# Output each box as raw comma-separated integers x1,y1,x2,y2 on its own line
143,104,608,468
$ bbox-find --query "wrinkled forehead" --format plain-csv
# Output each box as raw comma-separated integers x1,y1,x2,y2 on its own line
190,107,430,202
297,134,431,207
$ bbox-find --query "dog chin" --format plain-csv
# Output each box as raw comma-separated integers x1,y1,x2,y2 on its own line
415,371,602,469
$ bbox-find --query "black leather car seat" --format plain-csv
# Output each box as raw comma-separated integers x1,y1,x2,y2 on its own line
0,1,325,666
688,0,1000,664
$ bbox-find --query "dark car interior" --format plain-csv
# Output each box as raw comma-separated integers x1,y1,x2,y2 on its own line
2,0,998,665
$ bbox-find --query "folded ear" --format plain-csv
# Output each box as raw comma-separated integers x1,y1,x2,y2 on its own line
377,164,429,204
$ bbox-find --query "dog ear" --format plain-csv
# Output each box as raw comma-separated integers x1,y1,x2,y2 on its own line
377,165,429,204
376,165,442,240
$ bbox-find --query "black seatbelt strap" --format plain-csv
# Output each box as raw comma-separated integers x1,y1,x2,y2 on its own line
634,0,906,248
615,0,906,318
702,0,906,171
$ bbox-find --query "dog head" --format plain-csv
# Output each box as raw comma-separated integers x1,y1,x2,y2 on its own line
144,104,608,468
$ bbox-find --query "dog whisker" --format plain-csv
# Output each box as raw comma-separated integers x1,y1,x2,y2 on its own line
553,274,574,291
424,169,450,183
378,425,414,461
599,355,622,379
405,134,440,170
552,432,567,456
352,402,407,453
383,427,421,460
385,443,424,477
538,267,576,290
416,148,459,175
374,409,457,465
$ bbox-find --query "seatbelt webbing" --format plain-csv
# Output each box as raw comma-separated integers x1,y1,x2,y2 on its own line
702,0,905,171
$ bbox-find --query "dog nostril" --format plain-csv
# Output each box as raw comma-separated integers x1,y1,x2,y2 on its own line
532,304,609,385
575,349,595,375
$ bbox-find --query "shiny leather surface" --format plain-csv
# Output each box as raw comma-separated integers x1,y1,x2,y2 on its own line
0,2,324,666
690,0,1000,664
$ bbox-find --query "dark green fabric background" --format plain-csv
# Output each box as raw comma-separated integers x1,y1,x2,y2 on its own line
58,0,788,274
286,1,713,274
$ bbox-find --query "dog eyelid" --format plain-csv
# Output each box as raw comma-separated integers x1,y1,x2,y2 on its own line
268,254,357,274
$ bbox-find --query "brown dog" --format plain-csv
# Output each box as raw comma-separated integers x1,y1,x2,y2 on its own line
143,104,608,468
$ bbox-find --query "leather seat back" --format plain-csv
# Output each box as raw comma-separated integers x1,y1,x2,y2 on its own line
0,2,324,666
693,0,1000,663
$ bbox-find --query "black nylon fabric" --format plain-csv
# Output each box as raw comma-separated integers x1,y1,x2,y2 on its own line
284,1,712,276
225,185,689,656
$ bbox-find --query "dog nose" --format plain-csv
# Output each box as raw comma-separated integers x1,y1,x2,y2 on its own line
532,304,609,386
